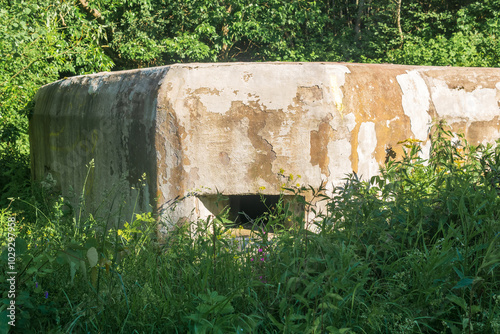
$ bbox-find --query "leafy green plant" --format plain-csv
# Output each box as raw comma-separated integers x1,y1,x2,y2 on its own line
2,123,499,333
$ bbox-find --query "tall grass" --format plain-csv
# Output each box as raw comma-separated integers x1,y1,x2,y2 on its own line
1,122,499,333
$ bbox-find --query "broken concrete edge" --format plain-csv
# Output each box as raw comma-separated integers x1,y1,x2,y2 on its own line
30,62,500,237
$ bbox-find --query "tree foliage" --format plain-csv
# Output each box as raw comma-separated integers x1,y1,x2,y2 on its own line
1,0,499,204
0,0,113,204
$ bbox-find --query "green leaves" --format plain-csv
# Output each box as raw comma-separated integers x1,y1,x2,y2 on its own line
0,0,114,206
86,247,98,268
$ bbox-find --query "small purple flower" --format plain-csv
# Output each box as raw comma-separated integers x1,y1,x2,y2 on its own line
250,258,254,261
44,291,48,299
258,248,263,253
35,282,38,288
260,257,265,262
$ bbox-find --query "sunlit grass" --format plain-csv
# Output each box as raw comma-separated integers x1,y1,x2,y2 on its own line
1,122,499,333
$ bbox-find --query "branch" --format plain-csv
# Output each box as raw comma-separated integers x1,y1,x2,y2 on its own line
77,0,122,66
396,0,403,42
78,0,104,24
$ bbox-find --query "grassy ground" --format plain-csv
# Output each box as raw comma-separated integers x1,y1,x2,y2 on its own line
1,123,499,333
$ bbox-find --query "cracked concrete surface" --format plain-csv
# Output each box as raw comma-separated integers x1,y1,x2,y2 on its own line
30,62,500,233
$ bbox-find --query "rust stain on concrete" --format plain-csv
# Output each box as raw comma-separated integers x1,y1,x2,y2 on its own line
192,87,222,95
157,83,189,205
297,85,323,105
425,68,499,92
310,115,334,176
468,117,500,145
342,64,411,173
219,152,230,165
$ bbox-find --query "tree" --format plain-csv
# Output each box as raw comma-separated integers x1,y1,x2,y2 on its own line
0,0,113,204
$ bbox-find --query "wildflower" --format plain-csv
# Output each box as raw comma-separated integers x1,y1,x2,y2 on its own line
259,186,266,191
44,291,48,299
35,282,38,288
258,248,263,253
250,258,254,261
260,257,265,262
398,138,422,145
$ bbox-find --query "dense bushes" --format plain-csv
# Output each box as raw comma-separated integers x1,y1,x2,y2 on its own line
1,124,499,333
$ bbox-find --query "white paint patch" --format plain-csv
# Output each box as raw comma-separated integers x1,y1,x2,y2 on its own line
327,138,352,184
168,63,350,115
330,75,345,116
343,112,357,132
430,79,499,122
397,71,432,140
420,140,432,162
278,118,294,136
357,122,378,179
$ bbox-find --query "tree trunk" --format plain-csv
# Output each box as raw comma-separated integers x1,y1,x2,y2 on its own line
396,0,403,41
355,0,365,40
78,0,103,23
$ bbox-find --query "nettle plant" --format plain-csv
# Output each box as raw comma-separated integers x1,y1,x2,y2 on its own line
323,122,500,333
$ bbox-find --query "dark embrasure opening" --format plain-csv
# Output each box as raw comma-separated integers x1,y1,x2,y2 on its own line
199,194,304,230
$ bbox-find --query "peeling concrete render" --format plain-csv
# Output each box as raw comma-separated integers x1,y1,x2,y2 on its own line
30,63,500,232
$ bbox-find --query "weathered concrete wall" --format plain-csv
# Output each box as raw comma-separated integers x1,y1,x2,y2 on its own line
31,68,167,221
30,63,500,231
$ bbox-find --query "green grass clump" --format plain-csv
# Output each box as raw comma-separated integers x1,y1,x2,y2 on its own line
1,122,500,333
